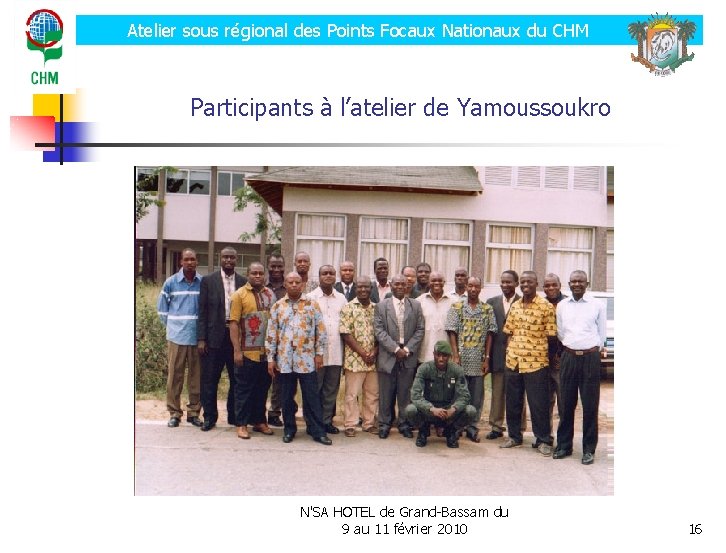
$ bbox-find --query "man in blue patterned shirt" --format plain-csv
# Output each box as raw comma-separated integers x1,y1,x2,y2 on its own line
156,248,203,428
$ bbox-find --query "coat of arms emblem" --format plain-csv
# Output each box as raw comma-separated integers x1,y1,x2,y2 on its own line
629,14,696,76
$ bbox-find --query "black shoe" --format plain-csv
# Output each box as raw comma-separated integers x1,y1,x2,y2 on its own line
187,416,203,427
313,436,333,445
553,449,573,459
485,430,503,440
400,427,414,439
201,420,216,432
167,417,180,428
324,424,340,434
466,428,481,443
282,434,295,443
446,432,460,448
415,432,428,447
379,427,390,439
268,415,283,427
582,452,595,465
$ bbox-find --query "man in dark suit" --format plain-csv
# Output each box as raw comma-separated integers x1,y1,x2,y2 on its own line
374,274,425,439
485,270,521,440
334,260,357,301
197,246,247,431
369,258,391,303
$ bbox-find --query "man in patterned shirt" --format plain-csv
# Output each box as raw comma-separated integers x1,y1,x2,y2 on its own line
500,271,557,456
229,262,276,439
339,276,379,437
445,276,497,443
266,272,332,445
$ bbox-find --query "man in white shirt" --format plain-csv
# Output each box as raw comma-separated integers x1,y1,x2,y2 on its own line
447,267,468,301
553,270,607,465
307,265,348,434
416,271,455,365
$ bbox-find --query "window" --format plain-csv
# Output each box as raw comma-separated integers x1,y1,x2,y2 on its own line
217,171,246,196
573,166,603,192
166,170,188,194
606,229,614,292
422,220,471,284
165,169,212,195
482,166,512,186
482,166,605,193
359,216,409,278
547,227,594,282
485,224,534,283
295,213,346,278
188,171,210,195
135,166,158,192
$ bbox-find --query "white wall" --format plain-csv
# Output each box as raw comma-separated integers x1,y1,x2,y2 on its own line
135,194,263,244
284,185,608,227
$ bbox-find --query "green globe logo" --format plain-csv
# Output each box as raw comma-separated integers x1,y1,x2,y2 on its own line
26,9,63,64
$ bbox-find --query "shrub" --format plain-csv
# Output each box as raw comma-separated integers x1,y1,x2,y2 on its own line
135,282,168,393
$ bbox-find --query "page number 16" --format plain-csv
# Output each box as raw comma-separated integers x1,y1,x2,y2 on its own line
689,524,702,535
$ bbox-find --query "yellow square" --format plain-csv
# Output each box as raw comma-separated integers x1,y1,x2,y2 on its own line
32,92,81,120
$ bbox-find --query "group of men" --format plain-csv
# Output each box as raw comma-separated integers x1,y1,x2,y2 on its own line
156,249,606,464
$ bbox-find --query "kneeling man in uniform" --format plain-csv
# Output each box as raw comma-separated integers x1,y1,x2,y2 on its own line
404,341,476,448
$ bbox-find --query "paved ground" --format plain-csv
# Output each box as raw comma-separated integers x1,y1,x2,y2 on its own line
135,380,613,496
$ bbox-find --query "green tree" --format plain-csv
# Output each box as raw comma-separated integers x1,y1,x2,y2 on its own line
628,21,647,58
135,166,175,223
233,186,282,243
678,20,697,57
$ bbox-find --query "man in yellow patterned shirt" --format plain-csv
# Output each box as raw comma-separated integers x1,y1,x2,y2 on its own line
339,276,379,437
500,271,557,456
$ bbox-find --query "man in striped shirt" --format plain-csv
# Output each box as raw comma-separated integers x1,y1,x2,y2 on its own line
157,248,203,428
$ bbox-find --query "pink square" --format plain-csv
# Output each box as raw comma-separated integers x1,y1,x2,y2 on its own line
10,116,56,150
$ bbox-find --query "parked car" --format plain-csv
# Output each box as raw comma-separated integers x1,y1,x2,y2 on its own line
589,291,614,378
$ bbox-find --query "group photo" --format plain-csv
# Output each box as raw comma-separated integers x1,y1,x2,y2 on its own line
135,165,614,495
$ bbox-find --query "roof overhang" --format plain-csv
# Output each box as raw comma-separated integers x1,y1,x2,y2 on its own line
245,166,482,215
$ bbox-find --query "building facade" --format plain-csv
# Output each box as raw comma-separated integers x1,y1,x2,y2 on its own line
247,166,614,298
135,165,277,280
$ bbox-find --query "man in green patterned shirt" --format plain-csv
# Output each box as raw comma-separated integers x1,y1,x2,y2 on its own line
445,276,497,443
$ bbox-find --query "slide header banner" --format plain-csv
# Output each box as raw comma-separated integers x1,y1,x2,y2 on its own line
76,14,703,46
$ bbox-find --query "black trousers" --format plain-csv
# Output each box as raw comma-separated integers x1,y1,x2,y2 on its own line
233,356,272,426
267,377,282,418
465,375,484,431
557,350,600,454
377,362,415,430
200,328,237,425
279,371,326,439
505,366,552,445
317,365,342,426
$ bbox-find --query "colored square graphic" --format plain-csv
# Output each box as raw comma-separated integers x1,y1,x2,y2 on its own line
10,116,55,150
43,122,93,163
11,90,93,163
33,92,82,120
